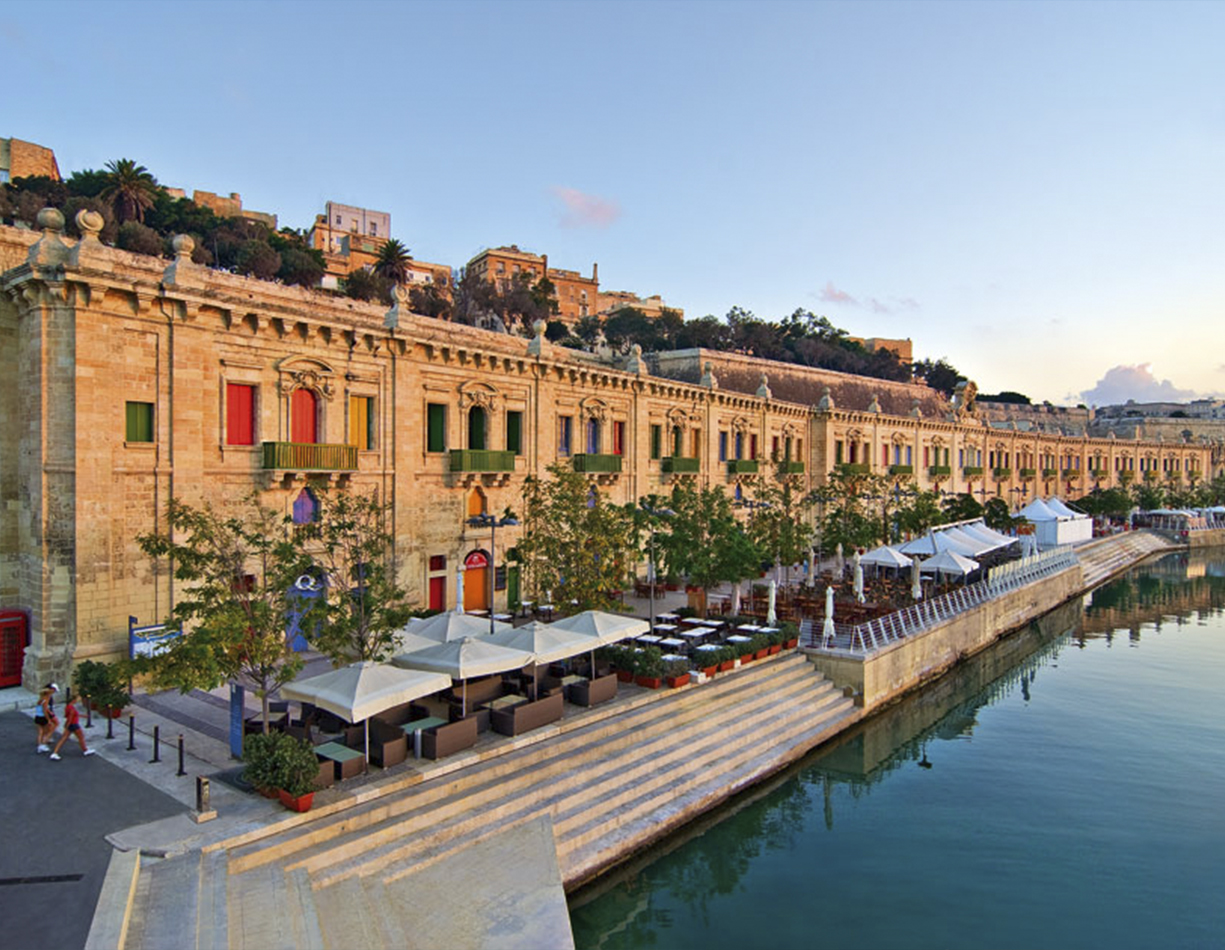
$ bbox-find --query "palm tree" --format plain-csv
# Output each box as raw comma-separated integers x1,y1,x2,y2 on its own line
100,159,159,224
373,238,412,285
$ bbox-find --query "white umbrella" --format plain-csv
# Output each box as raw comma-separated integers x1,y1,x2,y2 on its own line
541,610,649,681
399,610,512,646
767,579,778,625
918,550,979,580
807,550,818,588
899,530,980,558
488,621,593,698
392,636,533,716
911,559,922,600
822,585,835,644
281,661,451,756
853,555,865,604
731,583,742,616
834,543,844,577
456,568,465,614
860,545,914,569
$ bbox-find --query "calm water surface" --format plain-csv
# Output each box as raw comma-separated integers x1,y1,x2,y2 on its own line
569,552,1225,949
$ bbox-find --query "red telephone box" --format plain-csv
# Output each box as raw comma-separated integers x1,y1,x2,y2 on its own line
0,611,29,688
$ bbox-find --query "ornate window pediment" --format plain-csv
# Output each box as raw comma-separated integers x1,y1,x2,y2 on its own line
276,357,336,400
458,380,499,412
579,396,609,423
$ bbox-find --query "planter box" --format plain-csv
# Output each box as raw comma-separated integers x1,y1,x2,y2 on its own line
700,665,718,678
88,700,124,719
755,649,769,660
740,654,754,665
277,789,315,813
256,786,279,800
665,673,691,689
783,638,798,649
718,660,735,673
634,675,663,689
615,670,634,683
767,644,781,655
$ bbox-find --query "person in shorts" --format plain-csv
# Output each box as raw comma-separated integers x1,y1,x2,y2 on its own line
49,695,95,760
34,683,58,753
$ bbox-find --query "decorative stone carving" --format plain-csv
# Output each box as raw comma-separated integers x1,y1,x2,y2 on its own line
67,209,106,269
580,397,608,423
528,319,546,357
867,394,881,414
756,373,771,400
910,397,922,418
816,386,834,412
459,385,499,412
700,361,718,389
28,207,69,269
952,380,978,421
162,233,202,289
625,343,646,375
385,282,410,330
280,368,335,400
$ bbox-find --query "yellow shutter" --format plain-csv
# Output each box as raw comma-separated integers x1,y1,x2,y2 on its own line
349,396,369,449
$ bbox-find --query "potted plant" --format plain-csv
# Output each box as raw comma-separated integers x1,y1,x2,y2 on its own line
73,660,130,718
608,645,636,683
696,647,720,678
752,632,771,660
765,629,783,655
634,647,664,689
242,732,282,798
272,734,322,813
718,645,736,673
663,655,691,689
779,621,799,650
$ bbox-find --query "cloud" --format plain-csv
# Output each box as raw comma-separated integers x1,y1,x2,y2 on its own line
815,283,919,315
551,186,620,229
1080,364,1199,406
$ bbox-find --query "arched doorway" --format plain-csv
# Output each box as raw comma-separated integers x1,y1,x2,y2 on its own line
291,389,318,443
463,550,490,612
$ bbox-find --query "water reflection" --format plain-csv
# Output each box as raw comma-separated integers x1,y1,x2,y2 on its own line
571,551,1222,949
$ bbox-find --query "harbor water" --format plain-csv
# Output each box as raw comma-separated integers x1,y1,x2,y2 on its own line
570,551,1225,949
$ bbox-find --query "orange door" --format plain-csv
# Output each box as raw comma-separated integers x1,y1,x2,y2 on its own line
463,551,490,611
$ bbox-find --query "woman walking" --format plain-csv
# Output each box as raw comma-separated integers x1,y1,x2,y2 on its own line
34,683,58,753
49,694,95,760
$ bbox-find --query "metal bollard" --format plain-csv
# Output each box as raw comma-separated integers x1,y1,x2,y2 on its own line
127,715,136,751
85,699,92,729
177,734,186,776
107,713,114,740
149,725,160,764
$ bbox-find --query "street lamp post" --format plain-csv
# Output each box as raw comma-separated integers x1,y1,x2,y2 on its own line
466,512,519,635
639,502,675,633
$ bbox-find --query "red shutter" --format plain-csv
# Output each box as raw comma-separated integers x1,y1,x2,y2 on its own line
291,389,318,444
226,384,254,445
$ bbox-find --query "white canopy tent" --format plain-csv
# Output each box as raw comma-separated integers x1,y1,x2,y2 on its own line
899,530,980,558
860,545,914,569
488,621,595,696
1045,497,1083,518
960,521,1017,549
918,550,980,579
1020,498,1093,549
392,636,533,715
939,526,1001,555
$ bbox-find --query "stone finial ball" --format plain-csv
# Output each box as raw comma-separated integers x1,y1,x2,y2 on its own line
75,209,105,235
172,234,196,256
37,207,65,232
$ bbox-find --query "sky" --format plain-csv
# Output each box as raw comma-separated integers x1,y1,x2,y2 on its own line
4,0,1224,406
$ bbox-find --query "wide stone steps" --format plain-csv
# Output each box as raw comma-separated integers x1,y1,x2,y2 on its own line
1078,532,1171,587
309,662,838,890
295,655,826,887
226,651,815,876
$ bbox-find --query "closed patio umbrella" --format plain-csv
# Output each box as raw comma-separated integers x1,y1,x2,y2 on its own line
767,579,778,625
731,583,742,616
822,585,835,645
281,661,451,757
853,553,865,604
392,636,534,716
455,568,465,614
911,559,922,600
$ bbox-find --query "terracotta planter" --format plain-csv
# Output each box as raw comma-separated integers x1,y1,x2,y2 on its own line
718,660,735,673
755,649,769,660
665,673,690,689
616,670,634,683
767,644,781,655
257,786,279,799
783,638,798,649
740,654,754,665
88,700,124,719
635,675,663,689
701,665,718,678
277,788,314,813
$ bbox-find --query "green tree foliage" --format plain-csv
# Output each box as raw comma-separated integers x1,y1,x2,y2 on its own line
656,483,761,613
1075,487,1132,519
276,247,326,287
344,267,392,304
133,496,320,731
101,158,160,224
514,464,639,611
409,280,452,320
940,492,984,522
912,358,966,397
982,498,1020,531
373,238,412,284
978,391,1032,405
235,239,282,280
743,476,813,581
298,491,414,664
116,220,164,257
896,489,944,537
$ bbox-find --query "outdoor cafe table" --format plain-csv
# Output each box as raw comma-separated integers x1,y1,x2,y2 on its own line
658,637,685,651
485,694,527,711
518,600,533,617
637,634,663,645
314,740,366,779
537,604,556,621
677,628,709,642
492,613,514,622
736,624,762,633
652,624,678,634
727,635,752,646
468,609,488,616
694,644,722,656
656,613,679,622
401,716,448,759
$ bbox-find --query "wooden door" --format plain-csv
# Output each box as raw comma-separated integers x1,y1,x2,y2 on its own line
463,551,489,612
291,389,317,444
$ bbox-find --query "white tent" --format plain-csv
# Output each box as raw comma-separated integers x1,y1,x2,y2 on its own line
1019,498,1060,521
899,530,980,558
940,526,999,555
392,636,533,716
1020,499,1092,549
547,610,648,646
918,550,979,578
860,545,914,569
960,521,1017,549
1045,497,1082,518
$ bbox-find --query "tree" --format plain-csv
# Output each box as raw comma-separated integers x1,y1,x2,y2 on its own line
514,463,639,610
116,221,165,257
133,496,320,731
277,247,326,287
912,358,966,397
344,267,391,303
812,468,889,552
744,475,813,583
941,492,983,523
101,158,160,224
409,280,452,320
897,489,943,538
235,239,282,280
983,498,1020,531
299,491,414,664
373,238,412,284
657,483,761,616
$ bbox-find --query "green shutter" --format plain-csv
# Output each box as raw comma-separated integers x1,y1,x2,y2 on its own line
125,402,153,442
427,403,446,453
650,425,661,460
507,411,522,455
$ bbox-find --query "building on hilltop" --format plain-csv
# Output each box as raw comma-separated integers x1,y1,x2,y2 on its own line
846,335,913,365
307,201,450,292
597,290,683,321
0,136,60,183
0,213,1218,691
467,246,599,323
163,187,278,229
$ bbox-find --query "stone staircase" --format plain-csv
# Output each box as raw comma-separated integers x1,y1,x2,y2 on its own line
120,651,855,949
1076,531,1173,587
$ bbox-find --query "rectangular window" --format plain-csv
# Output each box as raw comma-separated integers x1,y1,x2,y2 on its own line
835,440,844,464
428,554,446,572
613,421,625,455
691,430,701,458
883,445,889,467
785,437,793,461
426,403,446,453
650,424,661,460
905,446,912,465
750,434,758,460
959,448,965,467
558,416,572,456
719,432,728,462
226,383,255,445
349,395,374,450
125,401,154,443
506,410,522,454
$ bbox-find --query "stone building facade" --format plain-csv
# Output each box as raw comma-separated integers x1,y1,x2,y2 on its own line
0,213,1216,690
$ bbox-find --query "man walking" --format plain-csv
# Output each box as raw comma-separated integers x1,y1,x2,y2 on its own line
49,695,95,760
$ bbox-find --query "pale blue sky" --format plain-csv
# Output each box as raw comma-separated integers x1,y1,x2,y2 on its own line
5,0,1223,405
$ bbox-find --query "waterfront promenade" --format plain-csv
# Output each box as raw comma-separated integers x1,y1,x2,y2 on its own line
55,530,1177,948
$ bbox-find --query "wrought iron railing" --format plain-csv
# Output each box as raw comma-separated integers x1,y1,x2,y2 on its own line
727,459,759,475
262,441,358,471
572,453,622,474
662,456,700,473
449,449,516,473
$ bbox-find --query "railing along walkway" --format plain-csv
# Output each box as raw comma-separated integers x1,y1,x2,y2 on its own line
801,547,1079,657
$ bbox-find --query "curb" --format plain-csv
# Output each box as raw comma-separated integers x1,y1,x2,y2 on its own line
84,847,141,950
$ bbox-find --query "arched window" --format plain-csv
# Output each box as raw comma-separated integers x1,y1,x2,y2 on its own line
586,487,597,509
468,406,487,451
467,488,486,518
586,418,600,455
672,426,683,457
292,488,319,524
291,389,318,444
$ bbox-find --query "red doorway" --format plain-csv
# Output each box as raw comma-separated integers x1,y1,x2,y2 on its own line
291,389,317,443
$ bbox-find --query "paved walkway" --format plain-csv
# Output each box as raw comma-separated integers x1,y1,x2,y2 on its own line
0,710,183,950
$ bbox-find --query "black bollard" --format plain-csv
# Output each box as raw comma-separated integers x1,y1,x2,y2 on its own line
106,712,114,740
149,725,160,764
127,715,136,751
177,734,186,776
85,698,92,729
